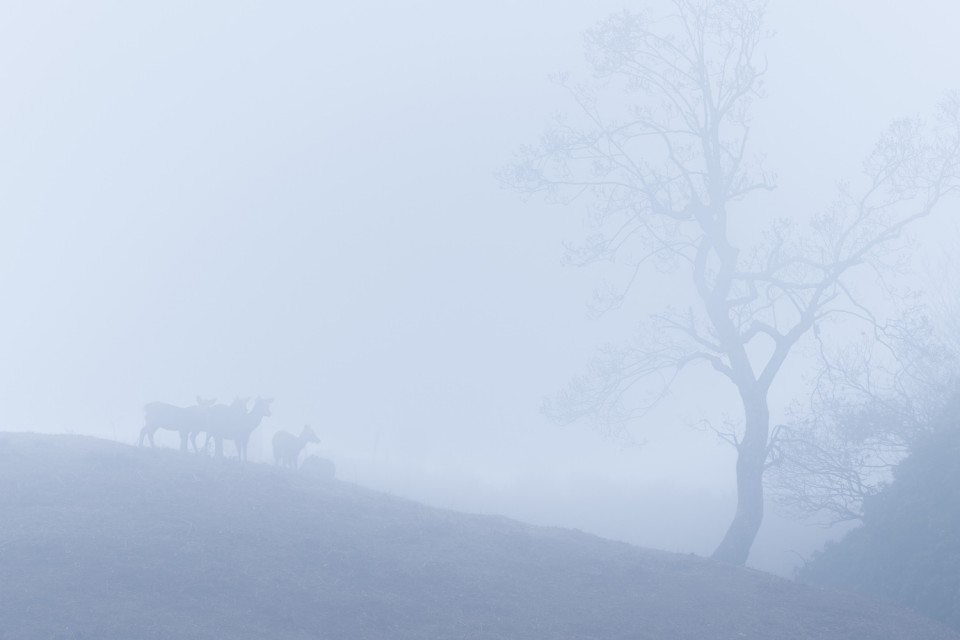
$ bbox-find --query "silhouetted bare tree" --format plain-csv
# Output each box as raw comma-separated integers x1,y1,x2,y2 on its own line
504,0,960,564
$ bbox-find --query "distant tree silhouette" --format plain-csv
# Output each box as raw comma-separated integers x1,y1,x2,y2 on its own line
504,0,960,564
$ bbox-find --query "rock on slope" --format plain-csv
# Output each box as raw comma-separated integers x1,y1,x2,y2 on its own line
0,433,954,640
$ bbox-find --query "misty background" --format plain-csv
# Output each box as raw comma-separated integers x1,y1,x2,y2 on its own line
1,0,958,575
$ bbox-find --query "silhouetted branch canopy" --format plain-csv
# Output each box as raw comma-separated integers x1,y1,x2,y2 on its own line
505,0,960,443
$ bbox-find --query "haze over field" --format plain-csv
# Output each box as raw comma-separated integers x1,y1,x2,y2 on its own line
2,0,959,575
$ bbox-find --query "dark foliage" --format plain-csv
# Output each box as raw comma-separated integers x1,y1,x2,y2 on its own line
802,399,960,629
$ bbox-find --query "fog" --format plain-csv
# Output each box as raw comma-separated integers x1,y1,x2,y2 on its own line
1,1,958,576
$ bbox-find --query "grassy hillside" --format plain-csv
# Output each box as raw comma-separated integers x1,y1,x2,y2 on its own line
0,433,954,640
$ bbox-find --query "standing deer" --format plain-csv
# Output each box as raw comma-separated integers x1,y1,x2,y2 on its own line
227,396,273,461
139,396,216,451
201,397,247,456
205,397,273,460
272,424,319,469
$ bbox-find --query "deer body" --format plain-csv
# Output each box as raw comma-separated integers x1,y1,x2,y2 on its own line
205,397,273,460
272,424,319,469
139,397,215,451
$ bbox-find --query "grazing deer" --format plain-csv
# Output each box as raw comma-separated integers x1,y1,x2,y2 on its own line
139,396,216,451
205,397,273,460
300,455,336,482
272,424,319,469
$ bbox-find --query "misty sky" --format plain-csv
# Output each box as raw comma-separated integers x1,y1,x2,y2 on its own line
2,0,959,573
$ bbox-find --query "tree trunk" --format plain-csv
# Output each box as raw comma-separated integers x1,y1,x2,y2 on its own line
711,392,769,565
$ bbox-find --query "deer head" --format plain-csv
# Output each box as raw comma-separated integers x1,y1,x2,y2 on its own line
300,424,320,444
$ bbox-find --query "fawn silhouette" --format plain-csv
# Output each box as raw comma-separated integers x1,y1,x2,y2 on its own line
272,424,319,469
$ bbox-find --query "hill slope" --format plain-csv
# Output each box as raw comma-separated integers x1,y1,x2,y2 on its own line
0,433,954,640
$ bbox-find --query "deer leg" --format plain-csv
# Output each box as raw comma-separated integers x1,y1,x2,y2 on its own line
141,426,157,448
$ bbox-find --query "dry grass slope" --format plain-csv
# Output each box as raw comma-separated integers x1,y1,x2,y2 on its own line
0,433,954,640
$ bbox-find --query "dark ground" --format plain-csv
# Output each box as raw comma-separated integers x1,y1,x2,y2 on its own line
0,432,954,640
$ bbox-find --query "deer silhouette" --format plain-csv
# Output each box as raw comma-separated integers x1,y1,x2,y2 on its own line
300,455,336,482
139,396,216,451
202,397,247,456
272,424,319,469
205,397,273,460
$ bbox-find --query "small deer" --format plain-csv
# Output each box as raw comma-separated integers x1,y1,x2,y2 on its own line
272,424,320,469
